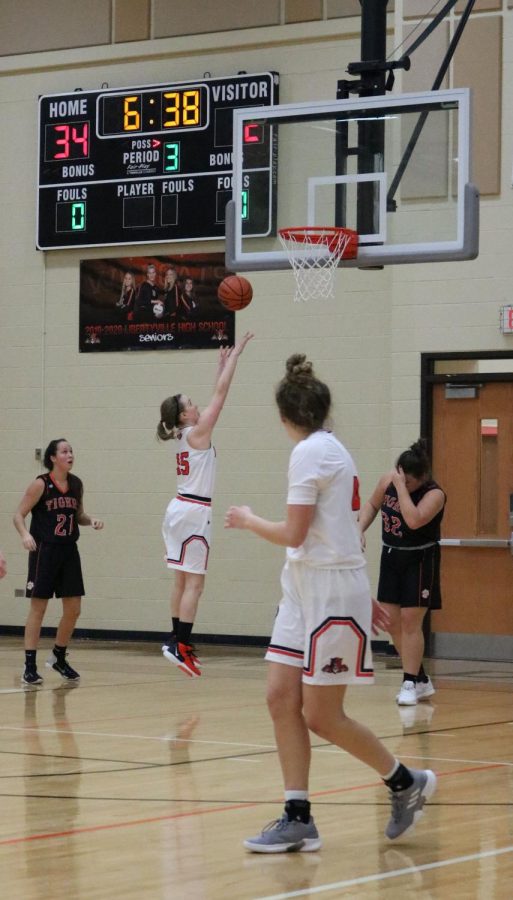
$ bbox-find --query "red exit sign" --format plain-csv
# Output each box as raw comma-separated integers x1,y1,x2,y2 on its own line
500,306,513,333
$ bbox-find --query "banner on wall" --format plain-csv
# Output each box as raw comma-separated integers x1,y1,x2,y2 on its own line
79,254,234,351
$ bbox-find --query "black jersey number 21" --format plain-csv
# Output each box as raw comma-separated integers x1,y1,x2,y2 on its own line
54,513,74,537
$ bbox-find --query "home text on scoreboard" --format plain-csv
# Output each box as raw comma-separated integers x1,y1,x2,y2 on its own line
37,72,279,250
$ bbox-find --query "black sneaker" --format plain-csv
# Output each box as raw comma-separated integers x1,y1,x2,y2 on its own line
163,633,201,669
21,668,44,685
46,651,80,681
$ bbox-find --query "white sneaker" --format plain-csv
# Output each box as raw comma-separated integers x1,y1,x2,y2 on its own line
396,681,417,706
416,676,435,701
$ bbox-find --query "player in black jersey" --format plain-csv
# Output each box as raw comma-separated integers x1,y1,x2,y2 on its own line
133,263,161,322
359,440,446,708
13,438,104,685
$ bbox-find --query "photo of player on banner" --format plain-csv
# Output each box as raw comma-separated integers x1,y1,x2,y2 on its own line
79,253,235,351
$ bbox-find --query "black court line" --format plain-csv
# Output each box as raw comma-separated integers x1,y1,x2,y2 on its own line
0,715,512,783
0,795,511,808
1,713,513,769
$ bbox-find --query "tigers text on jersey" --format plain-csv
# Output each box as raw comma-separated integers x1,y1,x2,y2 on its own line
29,472,82,543
286,430,366,569
174,426,217,499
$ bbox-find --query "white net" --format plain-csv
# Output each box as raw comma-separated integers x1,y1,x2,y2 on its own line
278,227,357,302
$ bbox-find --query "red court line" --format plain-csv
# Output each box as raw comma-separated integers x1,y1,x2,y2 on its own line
0,761,507,847
0,801,256,846
310,761,508,799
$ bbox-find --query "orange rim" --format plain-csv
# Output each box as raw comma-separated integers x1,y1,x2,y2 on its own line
278,226,358,257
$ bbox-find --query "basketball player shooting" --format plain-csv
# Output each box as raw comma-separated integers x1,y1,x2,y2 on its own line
156,331,254,677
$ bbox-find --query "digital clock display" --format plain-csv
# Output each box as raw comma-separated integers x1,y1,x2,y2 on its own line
98,85,209,136
37,73,279,250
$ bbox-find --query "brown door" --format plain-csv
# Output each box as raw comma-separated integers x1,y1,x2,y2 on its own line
431,381,513,659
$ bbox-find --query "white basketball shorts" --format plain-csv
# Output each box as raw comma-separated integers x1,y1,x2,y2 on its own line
162,496,211,574
266,560,375,685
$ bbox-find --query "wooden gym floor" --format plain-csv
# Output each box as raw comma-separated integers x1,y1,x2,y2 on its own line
0,636,512,899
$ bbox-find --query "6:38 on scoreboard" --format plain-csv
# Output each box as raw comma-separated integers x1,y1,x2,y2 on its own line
37,72,279,250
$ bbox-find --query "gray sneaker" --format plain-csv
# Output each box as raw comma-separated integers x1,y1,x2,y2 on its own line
385,769,437,840
243,814,322,853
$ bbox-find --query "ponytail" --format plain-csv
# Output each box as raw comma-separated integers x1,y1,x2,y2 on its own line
157,394,182,441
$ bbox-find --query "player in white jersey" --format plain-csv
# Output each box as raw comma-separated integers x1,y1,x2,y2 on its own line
156,331,253,677
225,353,436,853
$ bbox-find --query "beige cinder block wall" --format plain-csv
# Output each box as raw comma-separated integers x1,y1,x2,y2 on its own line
0,2,512,640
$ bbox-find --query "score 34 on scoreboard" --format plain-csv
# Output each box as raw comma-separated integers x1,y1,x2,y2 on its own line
37,72,279,250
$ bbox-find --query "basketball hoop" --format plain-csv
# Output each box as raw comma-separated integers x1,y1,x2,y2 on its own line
278,226,358,302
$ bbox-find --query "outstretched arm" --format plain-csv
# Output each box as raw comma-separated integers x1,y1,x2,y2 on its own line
188,331,253,448
224,503,314,548
0,550,6,579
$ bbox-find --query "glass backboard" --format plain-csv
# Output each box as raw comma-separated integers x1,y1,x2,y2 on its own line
225,88,479,270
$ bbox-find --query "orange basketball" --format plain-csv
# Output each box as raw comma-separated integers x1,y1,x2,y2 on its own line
217,275,253,311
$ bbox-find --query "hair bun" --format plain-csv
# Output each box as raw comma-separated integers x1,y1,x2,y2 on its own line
285,353,314,380
409,438,428,457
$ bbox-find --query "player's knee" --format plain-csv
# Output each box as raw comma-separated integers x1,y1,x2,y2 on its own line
304,706,332,738
266,685,295,719
30,598,48,620
64,600,81,623
32,608,46,626
306,707,349,741
185,576,204,602
304,708,323,736
400,614,423,636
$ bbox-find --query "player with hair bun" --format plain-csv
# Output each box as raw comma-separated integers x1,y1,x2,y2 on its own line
359,439,446,707
157,331,253,678
225,354,436,853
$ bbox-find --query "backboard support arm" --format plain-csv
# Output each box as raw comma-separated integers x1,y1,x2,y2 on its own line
387,0,476,209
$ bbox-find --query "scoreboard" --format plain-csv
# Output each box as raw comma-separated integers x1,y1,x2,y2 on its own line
37,72,278,250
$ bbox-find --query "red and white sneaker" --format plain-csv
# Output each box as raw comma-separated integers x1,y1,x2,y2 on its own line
179,643,202,677
162,640,201,677
187,645,202,669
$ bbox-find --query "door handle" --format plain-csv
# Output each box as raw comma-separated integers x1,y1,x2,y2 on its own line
440,536,512,550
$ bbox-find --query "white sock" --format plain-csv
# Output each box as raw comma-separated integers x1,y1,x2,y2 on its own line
285,790,309,802
382,759,400,782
